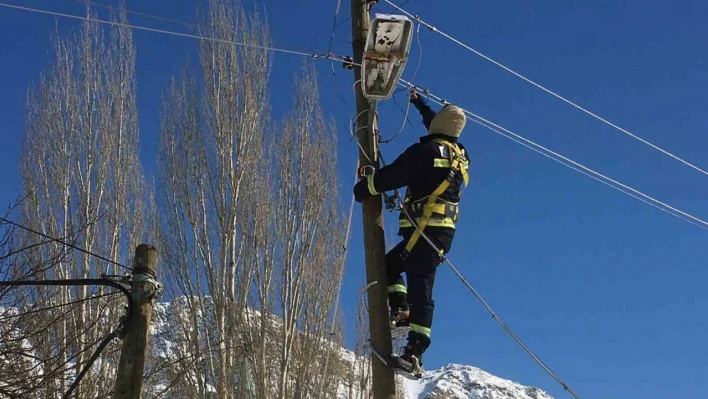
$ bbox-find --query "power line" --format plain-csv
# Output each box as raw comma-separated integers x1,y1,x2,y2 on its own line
48,0,705,231
330,2,390,45
333,15,351,30
379,90,411,144
391,88,421,127
322,160,360,399
69,0,197,28
0,278,133,318
0,3,351,64
0,217,132,271
329,50,353,111
0,277,133,398
373,144,583,399
64,329,121,399
379,22,423,144
330,168,358,334
383,0,414,11
325,0,343,55
317,166,357,391
0,238,62,262
69,1,330,67
383,0,708,178
0,290,118,322
402,201,582,399
6,328,113,398
398,79,708,231
367,80,683,396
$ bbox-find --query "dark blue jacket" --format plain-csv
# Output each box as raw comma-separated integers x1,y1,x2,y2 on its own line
353,96,470,236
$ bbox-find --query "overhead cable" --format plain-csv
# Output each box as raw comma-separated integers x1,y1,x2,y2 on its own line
326,0,343,55
379,22,423,144
0,278,134,399
0,3,352,64
69,0,197,28
0,291,119,322
397,79,708,231
399,192,583,399
384,0,708,178
0,216,133,271
373,147,583,399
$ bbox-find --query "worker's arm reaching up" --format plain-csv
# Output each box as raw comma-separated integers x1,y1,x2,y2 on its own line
410,89,436,130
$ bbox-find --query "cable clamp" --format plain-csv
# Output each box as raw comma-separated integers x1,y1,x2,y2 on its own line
342,56,354,70
131,273,163,302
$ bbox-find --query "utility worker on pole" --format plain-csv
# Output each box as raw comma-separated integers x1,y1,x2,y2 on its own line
354,88,470,377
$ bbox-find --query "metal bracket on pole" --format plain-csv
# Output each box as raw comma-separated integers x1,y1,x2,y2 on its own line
130,273,163,302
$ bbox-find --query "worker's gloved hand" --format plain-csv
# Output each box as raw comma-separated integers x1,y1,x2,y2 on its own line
409,88,419,103
409,89,426,107
353,179,372,203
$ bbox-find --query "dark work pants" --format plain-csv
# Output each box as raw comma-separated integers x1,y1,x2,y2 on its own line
386,228,454,354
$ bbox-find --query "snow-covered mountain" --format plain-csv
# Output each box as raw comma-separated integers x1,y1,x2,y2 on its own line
1,298,554,399
403,363,555,399
147,299,555,399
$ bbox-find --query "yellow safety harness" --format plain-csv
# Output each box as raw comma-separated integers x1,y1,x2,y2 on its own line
399,138,469,258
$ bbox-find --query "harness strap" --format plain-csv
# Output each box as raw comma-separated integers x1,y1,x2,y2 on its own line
402,139,468,256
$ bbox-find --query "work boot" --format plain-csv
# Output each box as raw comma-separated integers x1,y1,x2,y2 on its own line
390,342,423,378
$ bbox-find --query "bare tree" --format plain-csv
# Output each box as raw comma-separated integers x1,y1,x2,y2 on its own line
5,3,149,397
156,0,270,395
156,0,350,397
267,64,347,399
0,202,41,398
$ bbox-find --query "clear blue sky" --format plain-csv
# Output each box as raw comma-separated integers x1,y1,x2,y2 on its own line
1,1,707,398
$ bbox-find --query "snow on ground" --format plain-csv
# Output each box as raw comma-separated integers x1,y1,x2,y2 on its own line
403,363,555,399
1,297,555,399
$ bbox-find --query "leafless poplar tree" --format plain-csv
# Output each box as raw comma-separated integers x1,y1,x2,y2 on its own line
156,0,350,397
3,4,149,397
266,64,347,399
156,0,270,395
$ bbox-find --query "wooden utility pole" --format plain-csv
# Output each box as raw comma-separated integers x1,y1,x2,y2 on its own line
114,244,159,399
350,1,397,398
